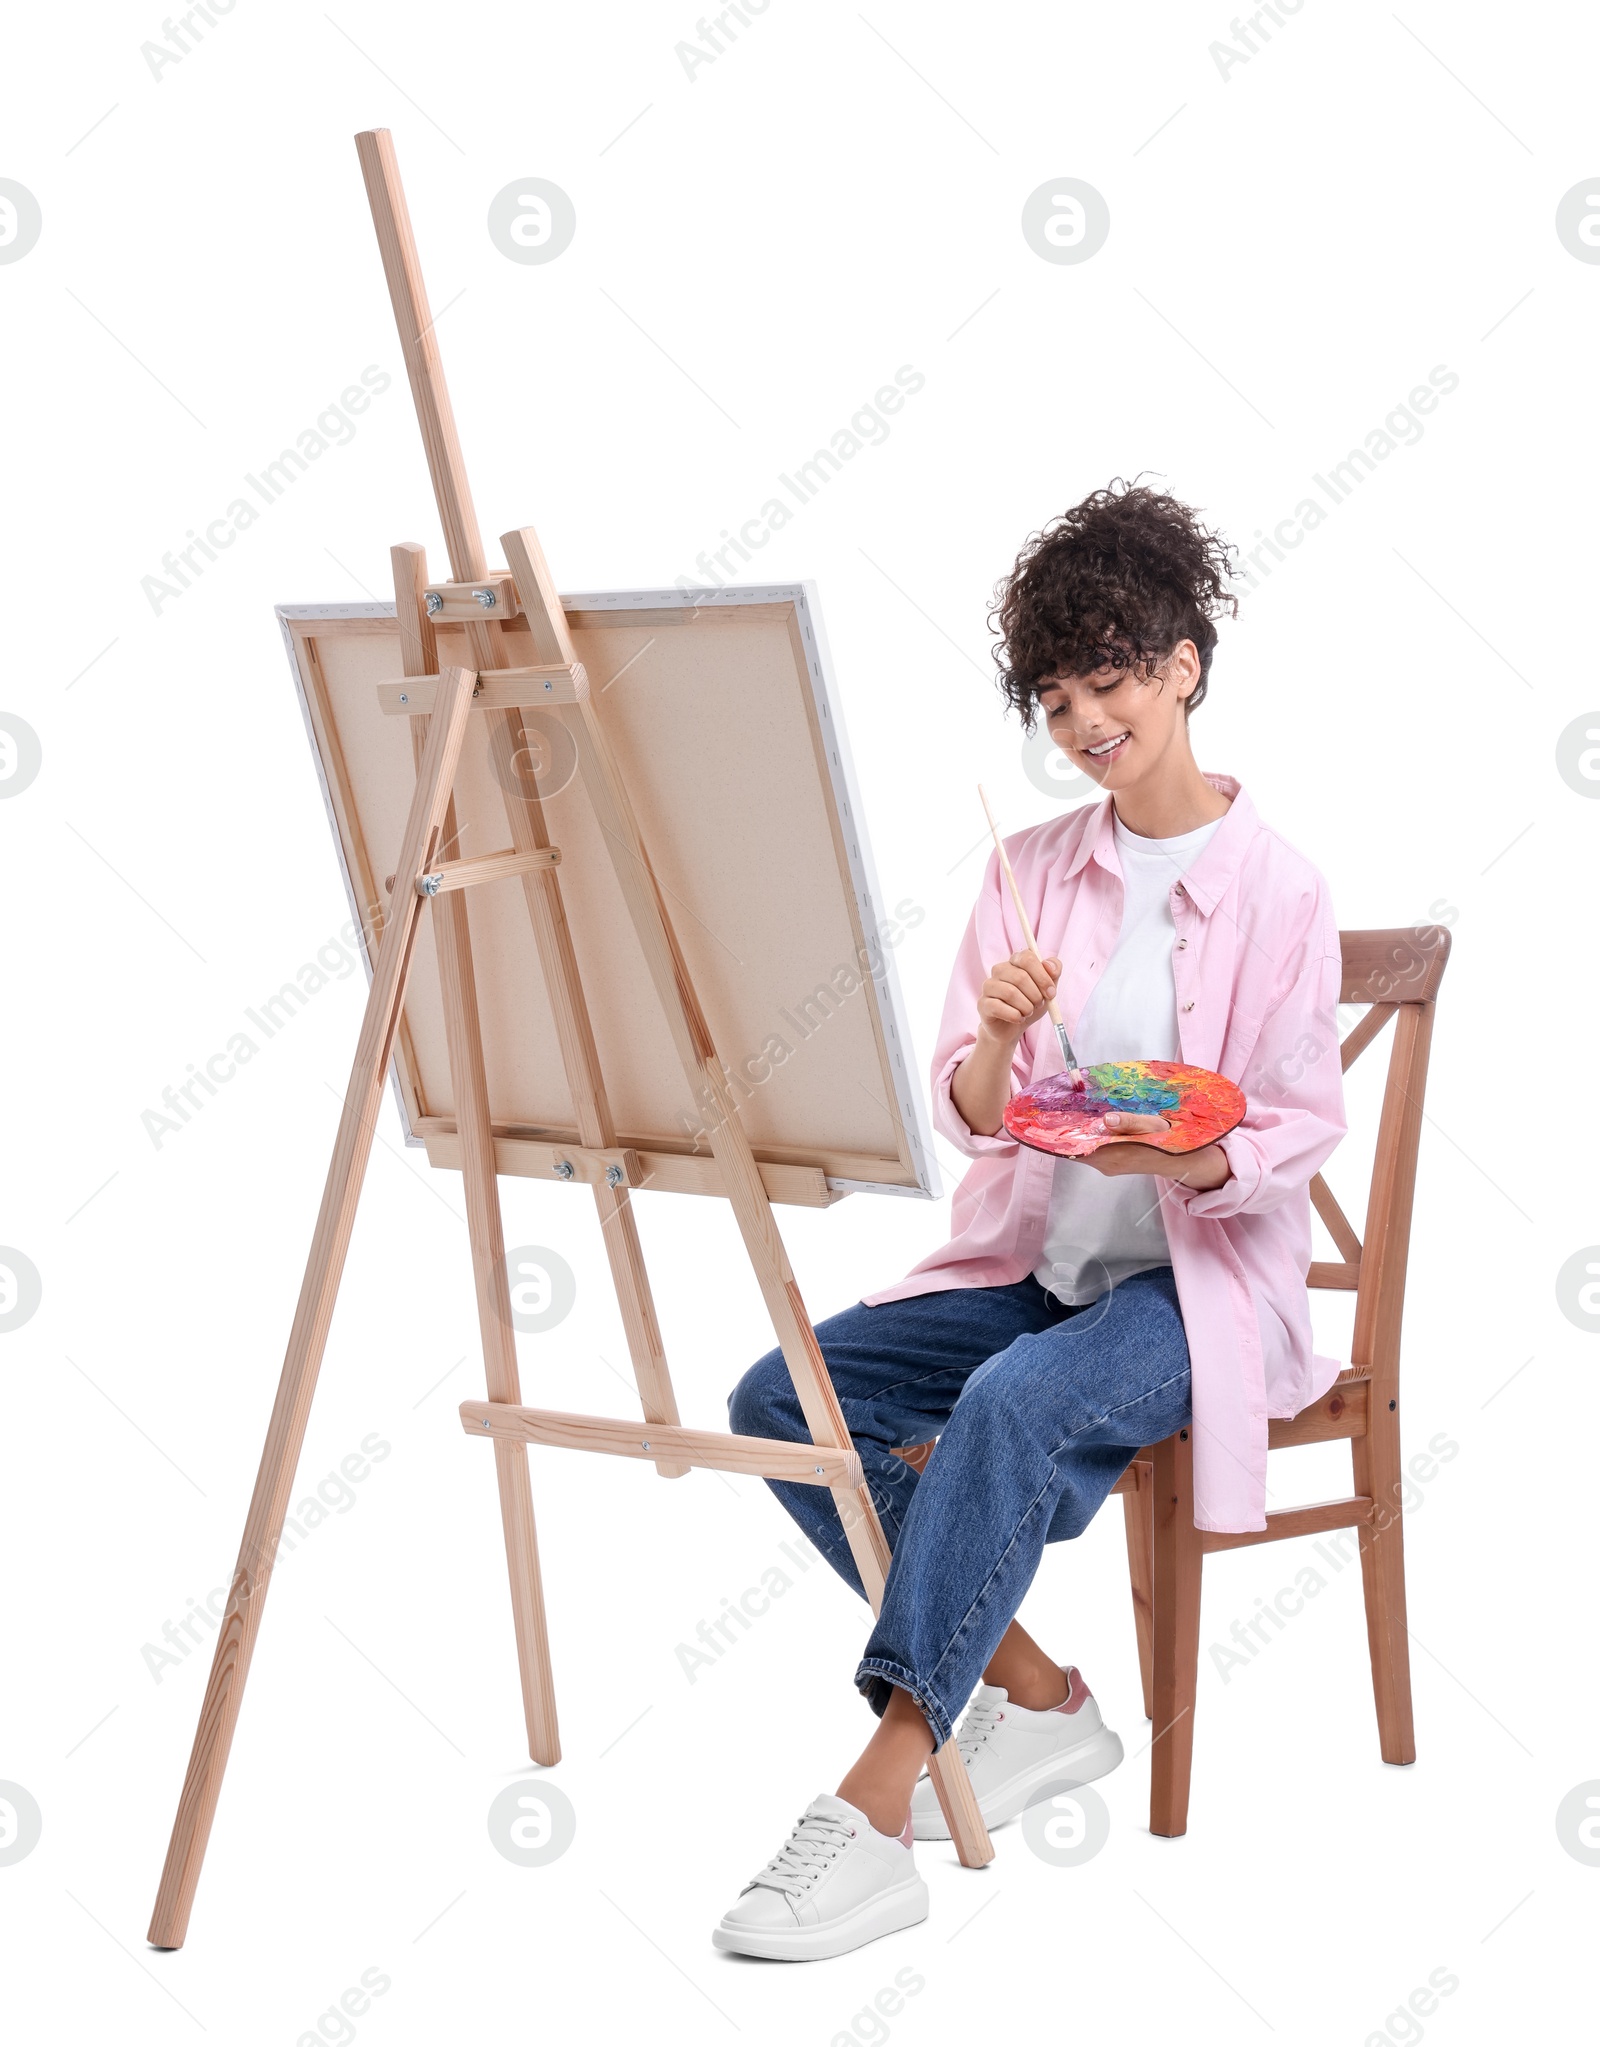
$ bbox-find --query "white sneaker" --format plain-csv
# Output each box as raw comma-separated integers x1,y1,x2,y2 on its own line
712,1793,929,1961
909,1664,1123,1841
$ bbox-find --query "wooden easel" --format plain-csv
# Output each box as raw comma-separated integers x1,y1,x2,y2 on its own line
147,129,992,1948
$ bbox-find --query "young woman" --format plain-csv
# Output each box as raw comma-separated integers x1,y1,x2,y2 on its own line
716,483,1347,1960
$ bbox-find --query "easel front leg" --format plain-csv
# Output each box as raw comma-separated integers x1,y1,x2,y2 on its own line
499,515,996,1869
831,1479,992,1864
148,668,478,1950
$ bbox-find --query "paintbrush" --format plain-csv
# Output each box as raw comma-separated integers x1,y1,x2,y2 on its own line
977,783,1084,1087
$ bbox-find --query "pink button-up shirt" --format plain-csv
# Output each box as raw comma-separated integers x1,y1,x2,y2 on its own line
864,774,1347,1533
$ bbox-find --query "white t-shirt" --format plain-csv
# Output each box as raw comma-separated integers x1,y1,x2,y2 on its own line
1032,808,1226,1306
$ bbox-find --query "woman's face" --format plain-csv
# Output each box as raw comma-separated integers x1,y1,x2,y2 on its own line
1036,643,1197,792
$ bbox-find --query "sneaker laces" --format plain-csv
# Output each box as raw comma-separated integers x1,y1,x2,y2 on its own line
953,1692,1008,1762
745,1807,859,1898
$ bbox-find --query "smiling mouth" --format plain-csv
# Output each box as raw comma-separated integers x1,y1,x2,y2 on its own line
1083,731,1130,763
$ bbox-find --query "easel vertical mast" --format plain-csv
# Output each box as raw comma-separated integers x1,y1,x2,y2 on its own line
355,127,687,1480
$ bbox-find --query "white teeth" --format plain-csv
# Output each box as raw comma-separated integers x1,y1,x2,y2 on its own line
1087,733,1127,756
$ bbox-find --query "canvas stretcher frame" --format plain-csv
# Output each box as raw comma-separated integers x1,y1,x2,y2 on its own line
275,585,941,1206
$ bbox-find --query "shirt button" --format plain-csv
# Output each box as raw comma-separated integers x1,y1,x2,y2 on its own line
1182,1001,1195,1012
1176,938,1188,949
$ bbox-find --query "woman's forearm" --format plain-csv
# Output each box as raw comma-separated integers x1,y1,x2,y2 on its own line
950,1029,1020,1138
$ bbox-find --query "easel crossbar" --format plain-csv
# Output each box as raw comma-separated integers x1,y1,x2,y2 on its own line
377,666,586,716
459,1402,863,1488
419,846,561,893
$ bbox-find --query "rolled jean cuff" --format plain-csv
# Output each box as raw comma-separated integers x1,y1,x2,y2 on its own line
854,1656,953,1750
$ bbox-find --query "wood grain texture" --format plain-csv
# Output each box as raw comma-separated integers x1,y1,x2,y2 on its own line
459,1402,862,1488
359,140,689,1482
467,550,687,1480
1338,926,1450,1006
1118,1458,1155,1723
1267,1374,1369,1448
147,666,477,1949
355,131,485,581
1148,1428,1204,1838
421,574,522,620
400,545,562,1768
377,667,586,716
1310,1171,1363,1266
1338,1000,1397,1072
420,1127,835,1208
1122,926,1447,1832
1198,1496,1375,1553
421,845,562,893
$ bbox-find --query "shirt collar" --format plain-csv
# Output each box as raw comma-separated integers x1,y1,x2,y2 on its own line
1062,773,1256,919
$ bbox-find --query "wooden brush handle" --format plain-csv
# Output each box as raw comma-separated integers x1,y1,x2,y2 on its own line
977,784,1066,1030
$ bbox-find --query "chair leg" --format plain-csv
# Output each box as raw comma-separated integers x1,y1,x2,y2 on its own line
1149,1429,1203,1837
1121,1459,1155,1721
1351,1423,1416,1764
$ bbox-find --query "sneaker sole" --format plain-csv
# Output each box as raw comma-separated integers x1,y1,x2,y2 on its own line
911,1724,1124,1842
711,1873,930,1961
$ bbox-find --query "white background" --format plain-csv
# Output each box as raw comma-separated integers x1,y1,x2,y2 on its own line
4,0,1597,2040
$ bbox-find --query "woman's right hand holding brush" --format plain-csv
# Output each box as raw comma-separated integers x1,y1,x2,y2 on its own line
952,950,1062,1137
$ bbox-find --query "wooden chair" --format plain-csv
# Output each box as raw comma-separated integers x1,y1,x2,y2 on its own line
895,922,1450,1835
1114,923,1450,1833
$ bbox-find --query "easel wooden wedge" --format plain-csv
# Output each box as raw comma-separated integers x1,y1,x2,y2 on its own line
147,128,992,1949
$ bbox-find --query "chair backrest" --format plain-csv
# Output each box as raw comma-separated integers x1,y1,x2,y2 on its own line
1308,925,1451,1402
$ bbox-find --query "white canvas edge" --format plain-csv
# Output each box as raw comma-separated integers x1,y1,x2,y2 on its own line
275,601,414,1138
275,587,941,1202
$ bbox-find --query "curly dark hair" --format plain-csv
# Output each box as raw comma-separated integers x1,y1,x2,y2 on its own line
990,480,1238,731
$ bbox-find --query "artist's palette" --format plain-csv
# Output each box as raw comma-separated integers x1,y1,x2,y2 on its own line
1003,1060,1245,1160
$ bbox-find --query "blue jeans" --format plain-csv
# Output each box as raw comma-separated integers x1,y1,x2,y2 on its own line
727,1268,1192,1748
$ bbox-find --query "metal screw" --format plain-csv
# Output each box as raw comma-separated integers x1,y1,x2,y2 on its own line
474,588,497,609
416,874,442,897
398,691,409,704
814,1464,824,1475
605,1162,624,1187
543,680,553,692
481,1417,490,1429
424,591,444,616
553,1158,575,1180
641,1440,650,1451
